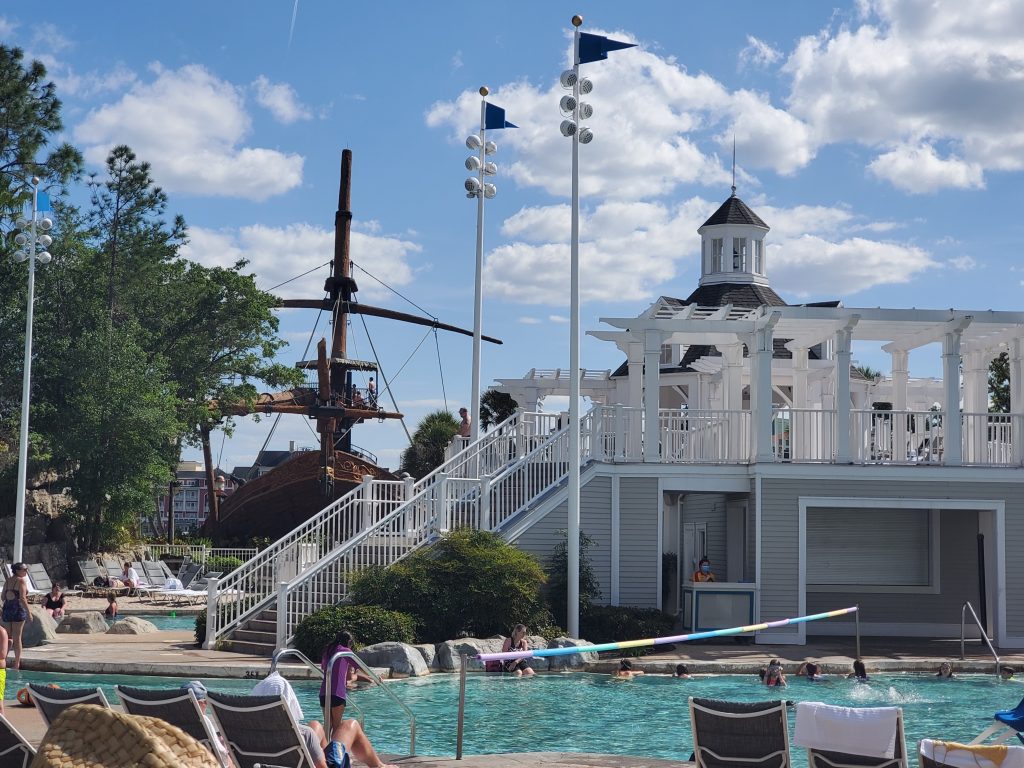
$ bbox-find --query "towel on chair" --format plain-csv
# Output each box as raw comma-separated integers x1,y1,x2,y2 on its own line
794,701,900,758
921,739,1024,768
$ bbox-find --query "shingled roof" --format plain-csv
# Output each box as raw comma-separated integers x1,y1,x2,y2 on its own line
701,195,768,229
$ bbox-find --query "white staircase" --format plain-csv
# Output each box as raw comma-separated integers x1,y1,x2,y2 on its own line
204,410,572,651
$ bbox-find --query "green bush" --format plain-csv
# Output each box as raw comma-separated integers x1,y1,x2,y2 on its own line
194,611,205,647
350,528,550,642
292,604,416,661
580,605,676,648
204,556,244,575
544,530,601,628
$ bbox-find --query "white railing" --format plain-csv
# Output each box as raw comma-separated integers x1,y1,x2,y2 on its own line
591,406,644,461
962,412,1022,466
206,409,550,648
443,412,563,473
275,413,591,649
771,408,835,462
848,409,945,465
146,544,258,566
659,409,752,463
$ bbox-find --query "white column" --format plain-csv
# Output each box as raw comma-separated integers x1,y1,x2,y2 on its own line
1011,339,1024,465
890,350,909,461
643,330,662,462
627,341,643,459
962,351,988,463
834,328,852,463
791,348,809,461
943,330,963,465
720,343,744,460
754,326,774,462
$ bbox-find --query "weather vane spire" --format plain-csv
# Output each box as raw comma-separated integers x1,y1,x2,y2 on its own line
731,134,737,196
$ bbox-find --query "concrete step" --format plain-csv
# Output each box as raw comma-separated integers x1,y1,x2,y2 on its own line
246,619,277,633
233,628,276,644
227,639,275,657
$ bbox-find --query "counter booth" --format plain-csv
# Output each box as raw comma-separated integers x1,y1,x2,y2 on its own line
681,581,759,633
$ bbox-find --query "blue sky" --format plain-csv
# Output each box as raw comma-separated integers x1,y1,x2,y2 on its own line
5,1,1023,473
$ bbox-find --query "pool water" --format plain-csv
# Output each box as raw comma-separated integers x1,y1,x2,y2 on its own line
9,670,1022,765
107,614,197,631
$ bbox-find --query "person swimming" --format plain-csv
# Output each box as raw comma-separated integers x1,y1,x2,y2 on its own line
796,660,822,681
613,658,644,680
764,660,786,687
848,659,868,681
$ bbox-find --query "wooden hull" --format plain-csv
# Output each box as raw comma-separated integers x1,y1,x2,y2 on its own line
205,450,397,544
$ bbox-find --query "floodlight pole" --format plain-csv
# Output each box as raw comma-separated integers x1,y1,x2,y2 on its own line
567,15,583,639
470,88,489,444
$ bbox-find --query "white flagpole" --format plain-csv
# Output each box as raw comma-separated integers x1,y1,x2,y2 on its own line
567,14,583,639
470,88,488,443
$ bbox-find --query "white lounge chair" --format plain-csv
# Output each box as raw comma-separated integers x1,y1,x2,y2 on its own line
794,701,907,768
920,738,1024,768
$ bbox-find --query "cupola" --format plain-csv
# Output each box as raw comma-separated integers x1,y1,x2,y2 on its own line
697,191,770,287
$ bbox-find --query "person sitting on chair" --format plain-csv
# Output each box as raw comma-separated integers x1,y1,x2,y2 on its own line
692,557,716,582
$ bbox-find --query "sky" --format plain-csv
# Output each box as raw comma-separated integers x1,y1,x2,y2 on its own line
4,0,1024,474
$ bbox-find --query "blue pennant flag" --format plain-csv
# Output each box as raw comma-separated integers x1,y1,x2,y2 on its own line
484,102,517,130
36,191,51,212
579,32,636,64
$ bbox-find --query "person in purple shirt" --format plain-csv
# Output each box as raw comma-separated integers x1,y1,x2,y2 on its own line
320,629,355,735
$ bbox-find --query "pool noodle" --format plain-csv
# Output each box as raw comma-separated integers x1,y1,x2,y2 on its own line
477,605,858,661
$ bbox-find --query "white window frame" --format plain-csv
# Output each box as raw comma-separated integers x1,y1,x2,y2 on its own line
754,239,763,274
711,238,723,272
733,237,747,271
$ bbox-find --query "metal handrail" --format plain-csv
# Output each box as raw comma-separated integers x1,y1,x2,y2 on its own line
325,650,416,756
960,601,1001,675
269,648,365,725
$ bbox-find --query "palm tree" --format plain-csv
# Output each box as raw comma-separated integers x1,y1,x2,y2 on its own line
399,410,460,479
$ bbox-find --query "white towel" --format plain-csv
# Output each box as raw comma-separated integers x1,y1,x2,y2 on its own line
794,701,900,759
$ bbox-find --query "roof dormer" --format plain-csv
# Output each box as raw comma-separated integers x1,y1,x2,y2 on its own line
697,194,770,287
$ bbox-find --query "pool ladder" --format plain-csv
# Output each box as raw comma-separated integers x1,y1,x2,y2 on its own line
271,648,416,756
959,601,1001,675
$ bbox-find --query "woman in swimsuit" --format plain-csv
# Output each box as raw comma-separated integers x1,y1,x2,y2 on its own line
44,584,66,619
2,564,30,670
500,624,535,677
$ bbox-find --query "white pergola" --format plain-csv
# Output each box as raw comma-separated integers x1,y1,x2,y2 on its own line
589,303,1024,464
493,367,616,411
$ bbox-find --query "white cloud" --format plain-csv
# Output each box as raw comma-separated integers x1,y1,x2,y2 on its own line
75,64,303,201
548,315,568,324
0,17,17,38
451,50,463,70
868,143,984,192
427,34,814,195
181,222,420,301
739,36,782,69
518,317,542,325
252,75,312,124
783,0,1024,191
947,255,977,271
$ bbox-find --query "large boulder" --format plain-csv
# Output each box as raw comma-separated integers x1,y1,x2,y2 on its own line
106,616,158,635
57,611,109,634
412,643,438,671
23,606,59,647
435,637,505,672
357,642,429,678
546,637,598,670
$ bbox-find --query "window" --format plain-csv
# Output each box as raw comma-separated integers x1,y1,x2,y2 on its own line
660,344,674,365
754,239,763,274
711,238,724,272
806,508,932,587
733,238,747,271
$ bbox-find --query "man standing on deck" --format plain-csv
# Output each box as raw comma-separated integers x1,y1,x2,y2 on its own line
458,407,472,438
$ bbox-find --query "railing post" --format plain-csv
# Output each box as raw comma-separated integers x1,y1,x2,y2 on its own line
436,472,450,533
203,577,219,650
360,474,374,530
276,581,288,653
614,404,625,462
403,474,416,533
456,653,468,760
479,474,492,531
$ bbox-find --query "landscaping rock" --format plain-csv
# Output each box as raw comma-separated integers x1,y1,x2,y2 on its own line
357,642,428,677
57,611,109,634
546,637,598,670
413,643,437,670
23,606,58,647
523,634,550,672
435,637,505,672
106,616,158,635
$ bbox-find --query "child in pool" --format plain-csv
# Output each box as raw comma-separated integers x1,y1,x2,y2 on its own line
848,659,868,681
104,594,118,618
613,659,644,680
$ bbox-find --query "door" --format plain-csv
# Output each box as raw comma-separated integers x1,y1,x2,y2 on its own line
683,522,707,584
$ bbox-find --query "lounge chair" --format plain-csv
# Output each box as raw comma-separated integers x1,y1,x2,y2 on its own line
689,697,792,768
0,714,36,768
116,685,231,768
794,701,907,768
971,696,1024,745
920,738,1024,768
25,563,82,600
206,691,319,768
27,684,110,729
76,559,129,598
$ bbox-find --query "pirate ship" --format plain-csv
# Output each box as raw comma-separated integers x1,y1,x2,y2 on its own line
203,150,500,543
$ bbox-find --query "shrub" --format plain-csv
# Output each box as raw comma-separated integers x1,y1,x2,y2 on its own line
580,605,675,648
292,604,416,661
544,530,601,628
349,528,550,642
194,611,205,647
204,556,243,575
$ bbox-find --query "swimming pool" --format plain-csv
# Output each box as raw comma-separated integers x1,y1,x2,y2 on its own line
107,614,197,632
9,670,1020,765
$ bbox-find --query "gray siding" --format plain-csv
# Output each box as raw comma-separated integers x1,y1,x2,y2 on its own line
746,491,756,583
806,509,977,626
513,474,613,606
681,492,727,576
761,475,1024,638
619,477,660,608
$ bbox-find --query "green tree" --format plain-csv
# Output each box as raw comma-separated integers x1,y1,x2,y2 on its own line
544,530,602,631
479,389,518,429
990,352,1010,413
399,410,459,479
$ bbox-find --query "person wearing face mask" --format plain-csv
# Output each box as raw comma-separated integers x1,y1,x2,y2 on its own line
692,557,716,582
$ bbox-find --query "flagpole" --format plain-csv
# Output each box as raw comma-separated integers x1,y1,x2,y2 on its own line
470,87,487,443
567,14,583,639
